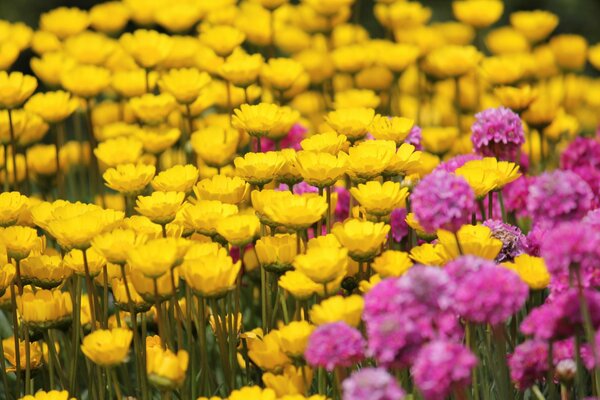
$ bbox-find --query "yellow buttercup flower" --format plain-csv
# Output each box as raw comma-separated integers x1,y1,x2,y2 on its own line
216,214,260,246
455,164,498,199
4,338,47,372
251,189,293,226
372,250,413,278
452,0,503,29
307,234,341,250
438,224,502,261
182,250,241,298
261,58,305,91
94,137,144,169
379,42,420,73
502,254,550,290
263,192,327,230
18,390,75,400
310,294,364,327
550,34,588,71
24,91,79,123
409,243,452,266
194,175,249,205
422,45,482,79
510,10,558,43
481,55,527,86
232,103,287,138
494,85,537,112
0,191,28,227
103,163,156,195
300,132,347,155
63,247,106,277
325,107,375,143
0,225,39,261
293,246,348,285
384,143,422,177
295,151,347,188
81,328,132,367
246,328,291,372
255,234,298,273
127,237,179,278
90,1,130,33
351,181,409,217
151,165,198,194
120,29,173,69
347,140,396,181
20,254,71,289
30,51,76,87
112,276,150,312
17,288,72,329
370,115,414,145
147,347,189,390
0,72,37,109
135,191,185,226
158,68,211,104
276,321,315,358
136,126,181,155
60,64,110,99
182,200,238,237
64,32,115,66
332,219,390,261
92,228,148,265
129,94,176,125
218,50,264,88
278,270,321,300
40,7,89,39
111,69,157,98
263,365,312,398
191,126,239,168
234,151,285,186
199,25,245,57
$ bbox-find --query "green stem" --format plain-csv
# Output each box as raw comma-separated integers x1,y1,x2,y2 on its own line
7,109,19,191
10,283,22,397
69,277,82,393
24,326,31,395
44,331,55,390
498,190,506,223
488,192,493,220
110,368,123,400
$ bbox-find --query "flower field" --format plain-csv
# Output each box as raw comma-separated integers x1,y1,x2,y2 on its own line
0,0,600,399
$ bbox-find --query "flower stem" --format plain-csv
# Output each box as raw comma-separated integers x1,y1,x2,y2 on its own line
69,276,82,393
7,109,18,191
10,283,21,397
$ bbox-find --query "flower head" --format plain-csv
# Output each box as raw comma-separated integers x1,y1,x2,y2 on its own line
332,219,390,261
81,328,132,367
0,72,37,109
342,368,406,400
471,106,525,161
305,322,365,371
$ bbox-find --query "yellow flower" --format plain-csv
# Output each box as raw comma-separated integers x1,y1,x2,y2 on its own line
544,111,579,142
234,151,285,186
191,126,239,168
304,0,354,16
182,250,241,298
158,68,211,104
81,328,132,367
422,45,482,79
246,328,291,372
502,254,550,290
267,107,300,141
261,58,305,91
17,288,72,329
94,137,144,169
481,55,527,86
409,243,452,266
136,126,181,155
263,366,312,397
421,127,459,155
0,263,15,296
494,85,537,112
154,1,202,33
485,27,529,55
19,390,75,400
370,115,414,145
276,321,315,358
199,25,245,58
510,10,558,43
300,132,347,155
129,94,176,125
103,163,155,195
347,140,396,181
151,165,198,194
277,149,303,187
0,225,39,261
325,108,375,143
0,42,19,71
4,338,47,372
455,164,498,199
438,224,502,261
112,276,150,312
120,29,173,69
293,246,347,285
278,270,321,300
385,143,422,177
135,191,184,225
218,50,264,88
295,151,347,188
550,34,588,71
0,191,28,227
263,193,327,230
229,386,276,400
379,42,420,73
333,89,379,110
60,64,110,99
332,219,390,261
182,200,238,237
371,250,413,278
63,247,106,277
127,237,179,279
90,1,130,33
255,234,298,273
147,347,189,389
232,103,287,138
216,214,260,246
40,7,89,40
452,0,503,29
351,181,409,217
20,254,71,289
310,294,363,327
64,32,115,66
24,91,78,123
590,43,600,71
30,51,75,87
0,72,37,109
111,69,157,98
130,268,178,303
92,228,148,265
194,175,249,205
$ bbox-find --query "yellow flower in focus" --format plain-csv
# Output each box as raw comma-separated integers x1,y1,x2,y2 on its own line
351,181,409,217
325,108,375,143
384,143,422,177
147,347,189,389
20,255,71,289
261,58,305,91
0,263,15,296
494,85,537,112
94,137,144,168
347,140,396,181
0,72,37,109
93,228,148,265
191,126,239,168
81,328,132,367
234,151,285,186
276,321,315,358
182,251,241,298
18,390,75,400
0,225,39,261
246,328,291,372
550,34,588,71
103,163,155,195
295,151,347,188
130,268,178,303
255,234,298,273
90,1,130,33
510,10,558,43
60,64,110,99
372,250,413,278
40,7,89,40
182,200,238,237
438,224,502,261
452,0,503,29
422,45,482,79
278,270,321,300
199,25,245,57
421,127,459,155
128,237,179,278
502,254,550,290
17,288,72,329
216,214,260,246
24,91,78,123
232,103,286,138
332,219,390,261
455,164,498,199
151,165,198,194
159,68,211,104
263,193,327,230
293,246,348,285
370,115,414,145
63,247,106,277
135,191,185,225
0,191,28,227
310,294,364,327
300,132,347,155
263,366,312,397
120,29,173,69
129,94,176,125
194,175,249,205
409,243,452,266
